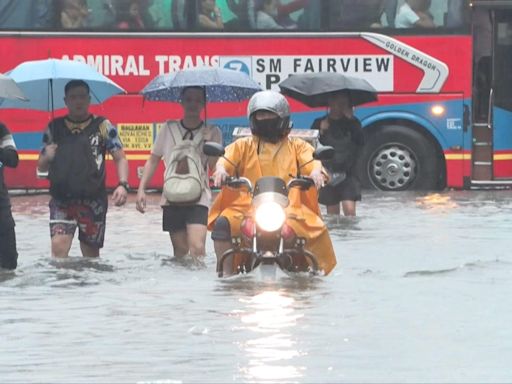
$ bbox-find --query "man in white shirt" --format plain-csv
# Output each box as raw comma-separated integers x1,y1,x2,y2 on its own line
395,0,435,28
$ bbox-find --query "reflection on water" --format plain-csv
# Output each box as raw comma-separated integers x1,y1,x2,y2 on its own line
415,192,459,212
2,192,512,383
238,291,303,382
215,276,325,383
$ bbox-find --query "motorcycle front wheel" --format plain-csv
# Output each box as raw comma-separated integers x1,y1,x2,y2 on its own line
217,248,256,277
279,249,320,275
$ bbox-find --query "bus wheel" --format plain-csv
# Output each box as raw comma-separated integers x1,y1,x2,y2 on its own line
359,125,441,191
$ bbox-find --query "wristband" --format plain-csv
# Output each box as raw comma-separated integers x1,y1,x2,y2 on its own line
118,181,130,192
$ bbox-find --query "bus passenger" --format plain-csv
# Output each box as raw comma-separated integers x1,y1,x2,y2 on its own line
197,0,224,30
57,0,89,29
136,87,222,265
116,0,145,29
311,91,364,217
395,0,434,29
0,122,18,270
255,0,284,29
37,80,129,258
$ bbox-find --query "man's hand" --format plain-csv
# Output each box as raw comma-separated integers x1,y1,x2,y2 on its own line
319,118,330,134
136,189,147,213
112,185,128,207
212,165,229,188
43,143,58,161
309,168,325,189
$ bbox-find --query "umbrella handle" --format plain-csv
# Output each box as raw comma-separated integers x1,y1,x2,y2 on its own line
49,79,56,136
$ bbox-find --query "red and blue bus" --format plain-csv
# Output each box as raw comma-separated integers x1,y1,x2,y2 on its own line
1,0,510,191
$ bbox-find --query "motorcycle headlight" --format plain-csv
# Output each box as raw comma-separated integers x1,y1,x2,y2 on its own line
254,202,286,232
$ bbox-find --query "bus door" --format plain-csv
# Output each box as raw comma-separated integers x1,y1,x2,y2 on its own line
472,4,512,182
471,5,494,181
491,9,512,180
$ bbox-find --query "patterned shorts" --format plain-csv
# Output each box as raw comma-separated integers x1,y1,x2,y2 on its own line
49,196,108,248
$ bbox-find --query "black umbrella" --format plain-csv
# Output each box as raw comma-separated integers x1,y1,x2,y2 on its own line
279,72,378,107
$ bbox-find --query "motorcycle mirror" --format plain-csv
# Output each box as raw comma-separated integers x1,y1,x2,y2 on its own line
203,141,239,177
298,145,335,171
313,146,335,161
203,142,225,157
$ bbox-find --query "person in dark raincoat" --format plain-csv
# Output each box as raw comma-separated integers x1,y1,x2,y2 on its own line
311,90,364,216
0,122,18,270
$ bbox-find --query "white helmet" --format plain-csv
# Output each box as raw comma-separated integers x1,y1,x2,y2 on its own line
247,91,291,142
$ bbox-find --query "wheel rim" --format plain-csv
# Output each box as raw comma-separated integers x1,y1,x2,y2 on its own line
369,144,417,190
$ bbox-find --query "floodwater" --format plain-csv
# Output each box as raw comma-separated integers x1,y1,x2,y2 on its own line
1,190,512,383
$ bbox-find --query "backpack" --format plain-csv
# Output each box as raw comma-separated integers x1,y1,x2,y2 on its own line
48,117,105,200
163,122,205,205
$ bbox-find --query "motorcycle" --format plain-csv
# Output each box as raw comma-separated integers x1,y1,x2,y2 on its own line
204,142,336,278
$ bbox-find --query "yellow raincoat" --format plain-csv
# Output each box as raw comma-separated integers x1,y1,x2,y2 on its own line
208,135,337,275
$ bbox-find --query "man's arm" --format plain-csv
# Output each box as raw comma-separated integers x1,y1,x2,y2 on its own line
135,154,160,213
110,148,129,207
207,126,223,171
104,120,128,206
111,148,129,184
414,12,435,28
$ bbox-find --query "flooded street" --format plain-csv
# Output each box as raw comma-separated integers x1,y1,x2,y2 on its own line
1,191,512,383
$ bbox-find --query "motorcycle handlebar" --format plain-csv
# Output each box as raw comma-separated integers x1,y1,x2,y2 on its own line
221,176,253,190
213,175,314,192
287,176,315,191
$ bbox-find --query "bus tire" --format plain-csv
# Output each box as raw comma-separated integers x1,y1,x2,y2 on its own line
357,125,441,191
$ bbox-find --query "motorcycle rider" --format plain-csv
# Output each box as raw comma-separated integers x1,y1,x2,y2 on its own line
209,90,337,276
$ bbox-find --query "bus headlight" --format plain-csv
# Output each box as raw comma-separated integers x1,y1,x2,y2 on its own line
254,202,286,232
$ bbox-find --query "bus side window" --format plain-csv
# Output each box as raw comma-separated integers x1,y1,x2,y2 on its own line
296,0,322,31
329,0,397,30
196,0,225,31
247,0,310,31
445,0,465,28
0,0,56,30
394,0,465,30
395,0,435,29
86,0,188,31
148,0,187,30
223,0,253,30
87,0,116,29
60,0,94,29
113,0,147,30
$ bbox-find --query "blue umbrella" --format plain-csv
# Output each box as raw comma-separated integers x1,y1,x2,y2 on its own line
141,67,262,103
0,58,125,111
